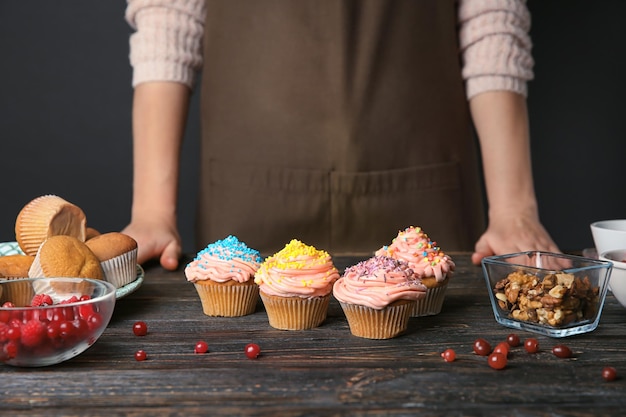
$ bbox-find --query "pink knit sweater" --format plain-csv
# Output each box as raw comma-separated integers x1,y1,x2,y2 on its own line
125,0,534,99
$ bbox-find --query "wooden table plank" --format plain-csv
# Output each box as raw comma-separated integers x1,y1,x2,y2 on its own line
1,254,626,416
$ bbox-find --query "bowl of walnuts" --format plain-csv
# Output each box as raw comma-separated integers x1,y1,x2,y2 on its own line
481,251,612,338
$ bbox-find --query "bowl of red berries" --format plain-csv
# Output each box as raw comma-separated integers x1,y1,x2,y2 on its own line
0,277,116,367
482,251,612,338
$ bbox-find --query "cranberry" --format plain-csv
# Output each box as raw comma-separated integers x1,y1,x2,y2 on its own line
245,343,261,359
72,318,89,336
135,349,147,361
524,338,539,353
195,341,209,354
58,321,75,339
441,348,456,362
6,327,20,341
78,304,94,320
552,344,573,359
87,313,103,331
602,366,618,381
473,338,492,356
493,342,510,357
47,321,61,339
133,321,148,336
3,341,18,359
488,352,507,370
506,333,521,347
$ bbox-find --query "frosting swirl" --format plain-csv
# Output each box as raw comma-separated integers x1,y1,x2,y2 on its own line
375,226,455,282
185,235,262,284
254,239,340,298
333,256,427,310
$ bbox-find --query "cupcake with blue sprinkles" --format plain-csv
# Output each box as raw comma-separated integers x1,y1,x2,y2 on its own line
185,235,263,317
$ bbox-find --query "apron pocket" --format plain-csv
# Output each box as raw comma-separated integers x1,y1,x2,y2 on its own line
207,159,331,255
329,161,469,255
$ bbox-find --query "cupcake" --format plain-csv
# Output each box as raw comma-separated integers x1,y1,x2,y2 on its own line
14,195,87,256
86,232,138,288
28,235,103,302
255,239,340,330
333,256,427,339
376,226,454,317
185,235,263,317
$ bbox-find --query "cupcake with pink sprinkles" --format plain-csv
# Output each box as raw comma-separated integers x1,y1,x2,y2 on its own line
376,226,455,317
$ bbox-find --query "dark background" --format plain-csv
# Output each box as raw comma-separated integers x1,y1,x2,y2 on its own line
0,1,624,254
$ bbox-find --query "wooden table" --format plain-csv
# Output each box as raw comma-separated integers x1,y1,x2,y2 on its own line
2,253,626,416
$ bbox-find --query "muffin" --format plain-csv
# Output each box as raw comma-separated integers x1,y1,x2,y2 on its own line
255,239,340,330
0,254,35,278
0,255,35,307
28,235,104,301
85,227,101,240
376,226,455,317
185,235,263,317
86,232,138,288
15,195,87,256
333,256,427,339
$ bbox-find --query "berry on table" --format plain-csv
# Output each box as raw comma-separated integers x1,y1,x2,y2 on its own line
524,338,540,354
195,341,209,354
506,333,521,347
245,343,261,359
493,342,510,357
488,352,507,370
441,348,456,362
473,338,492,356
602,367,618,382
135,350,147,361
552,344,573,359
133,321,148,336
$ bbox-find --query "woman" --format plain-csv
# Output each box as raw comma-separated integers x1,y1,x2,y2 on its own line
122,0,559,270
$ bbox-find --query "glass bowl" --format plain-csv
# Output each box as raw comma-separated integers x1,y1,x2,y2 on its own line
0,277,116,367
481,251,612,338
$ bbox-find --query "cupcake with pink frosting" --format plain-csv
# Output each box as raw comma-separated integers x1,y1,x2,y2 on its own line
333,256,427,339
185,235,263,317
255,239,340,330
376,226,455,317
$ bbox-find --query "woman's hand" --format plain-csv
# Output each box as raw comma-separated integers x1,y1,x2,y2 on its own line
122,215,182,271
471,208,560,265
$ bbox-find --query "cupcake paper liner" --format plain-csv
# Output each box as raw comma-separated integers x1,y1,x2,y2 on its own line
100,248,138,289
15,195,85,257
411,282,448,317
193,281,260,317
339,299,413,339
1,279,34,307
260,292,331,330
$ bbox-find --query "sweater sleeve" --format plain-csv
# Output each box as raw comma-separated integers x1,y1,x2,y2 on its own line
458,0,534,99
125,0,206,88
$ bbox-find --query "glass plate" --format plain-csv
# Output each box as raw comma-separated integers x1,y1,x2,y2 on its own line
0,241,144,300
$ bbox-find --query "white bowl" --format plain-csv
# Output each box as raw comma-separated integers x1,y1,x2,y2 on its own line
599,249,626,309
591,220,626,255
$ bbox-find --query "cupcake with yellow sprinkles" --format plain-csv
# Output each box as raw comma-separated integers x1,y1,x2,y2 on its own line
255,239,340,330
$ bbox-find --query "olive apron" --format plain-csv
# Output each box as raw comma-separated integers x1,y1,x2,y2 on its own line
198,0,485,256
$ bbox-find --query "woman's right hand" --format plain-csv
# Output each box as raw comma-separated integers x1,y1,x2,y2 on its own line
122,215,182,271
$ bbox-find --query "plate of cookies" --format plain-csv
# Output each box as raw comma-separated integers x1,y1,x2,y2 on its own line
0,194,144,300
